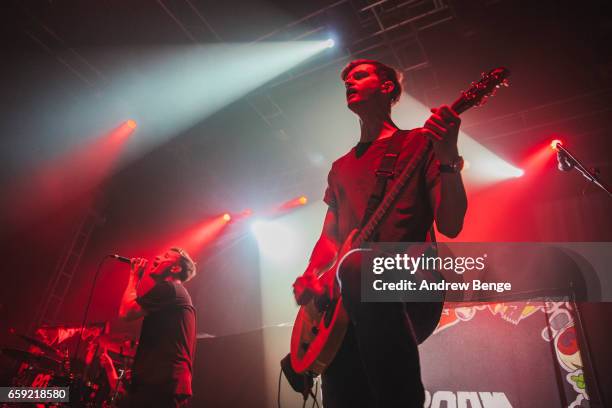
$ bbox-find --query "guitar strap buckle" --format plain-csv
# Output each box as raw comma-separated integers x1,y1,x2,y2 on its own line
361,130,406,229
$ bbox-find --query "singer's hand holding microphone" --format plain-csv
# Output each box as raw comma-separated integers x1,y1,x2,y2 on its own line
110,254,148,279
131,258,148,280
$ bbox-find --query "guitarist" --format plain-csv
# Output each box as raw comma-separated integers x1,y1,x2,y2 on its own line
293,59,467,407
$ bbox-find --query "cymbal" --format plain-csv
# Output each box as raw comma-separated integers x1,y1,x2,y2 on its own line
1,348,60,370
18,335,62,357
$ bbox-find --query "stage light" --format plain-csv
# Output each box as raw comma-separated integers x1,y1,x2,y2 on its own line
255,201,327,332
92,40,336,163
458,153,524,184
175,213,231,254
251,219,299,262
277,195,310,213
550,139,563,151
111,120,138,144
514,169,525,177
324,38,335,48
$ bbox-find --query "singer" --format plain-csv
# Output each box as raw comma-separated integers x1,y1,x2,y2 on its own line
118,247,197,408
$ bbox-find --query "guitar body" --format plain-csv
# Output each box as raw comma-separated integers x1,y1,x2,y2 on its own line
290,231,444,374
290,230,355,375
290,67,510,375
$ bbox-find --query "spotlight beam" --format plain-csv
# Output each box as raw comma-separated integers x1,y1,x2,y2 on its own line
13,41,335,183
2,121,135,229
108,41,335,158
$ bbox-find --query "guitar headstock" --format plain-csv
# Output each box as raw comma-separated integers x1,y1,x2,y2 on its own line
452,67,510,114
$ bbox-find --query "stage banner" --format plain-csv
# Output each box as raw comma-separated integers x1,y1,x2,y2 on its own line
420,301,588,408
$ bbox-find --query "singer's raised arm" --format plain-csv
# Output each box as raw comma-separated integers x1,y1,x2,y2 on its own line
118,257,148,321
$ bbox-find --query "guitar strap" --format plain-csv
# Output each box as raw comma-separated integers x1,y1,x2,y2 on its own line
360,129,408,230
360,129,438,244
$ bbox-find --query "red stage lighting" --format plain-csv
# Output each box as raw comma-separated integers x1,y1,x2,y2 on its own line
452,138,561,242
3,121,134,229
175,213,232,254
110,120,137,144
278,195,309,212
550,139,563,151
236,209,253,220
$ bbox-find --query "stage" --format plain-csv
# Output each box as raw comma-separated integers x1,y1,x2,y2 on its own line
1,1,611,407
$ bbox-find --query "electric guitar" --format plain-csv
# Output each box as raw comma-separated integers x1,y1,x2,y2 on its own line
290,67,511,375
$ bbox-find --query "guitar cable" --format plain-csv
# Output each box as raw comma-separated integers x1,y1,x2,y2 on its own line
310,379,320,408
278,366,282,408
278,366,321,408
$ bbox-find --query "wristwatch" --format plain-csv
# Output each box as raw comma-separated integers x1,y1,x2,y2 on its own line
439,156,464,173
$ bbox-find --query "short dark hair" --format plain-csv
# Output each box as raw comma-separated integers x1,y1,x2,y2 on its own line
170,247,197,282
341,59,403,105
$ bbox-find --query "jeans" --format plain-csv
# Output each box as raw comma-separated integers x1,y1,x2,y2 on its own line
322,256,425,408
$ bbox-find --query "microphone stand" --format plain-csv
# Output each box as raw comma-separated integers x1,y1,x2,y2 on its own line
73,255,114,377
553,144,608,404
556,144,612,197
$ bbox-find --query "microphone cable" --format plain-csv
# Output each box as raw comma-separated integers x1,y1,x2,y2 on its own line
73,255,114,374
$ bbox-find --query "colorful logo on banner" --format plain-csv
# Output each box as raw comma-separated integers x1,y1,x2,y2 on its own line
431,301,588,408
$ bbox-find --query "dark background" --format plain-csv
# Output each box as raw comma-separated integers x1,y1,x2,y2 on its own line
1,0,611,406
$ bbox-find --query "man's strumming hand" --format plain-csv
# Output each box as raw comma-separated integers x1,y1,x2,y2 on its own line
293,269,326,305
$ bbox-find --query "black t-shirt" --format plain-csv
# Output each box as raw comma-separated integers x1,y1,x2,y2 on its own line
324,129,439,243
133,280,196,395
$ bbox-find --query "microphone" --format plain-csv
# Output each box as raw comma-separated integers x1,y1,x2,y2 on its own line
109,254,131,264
553,142,612,197
109,254,148,279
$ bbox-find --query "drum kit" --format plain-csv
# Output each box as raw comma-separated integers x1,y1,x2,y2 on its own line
1,332,137,407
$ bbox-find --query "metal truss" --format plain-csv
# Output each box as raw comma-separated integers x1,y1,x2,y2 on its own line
30,206,105,330
245,0,455,90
